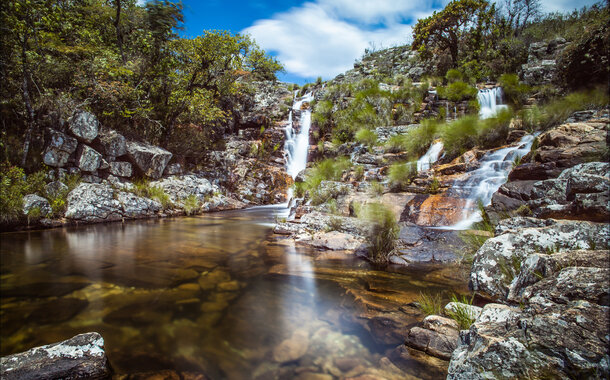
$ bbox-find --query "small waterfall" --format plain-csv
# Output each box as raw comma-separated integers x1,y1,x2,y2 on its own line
478,87,508,119
285,92,313,179
448,134,536,229
417,141,444,171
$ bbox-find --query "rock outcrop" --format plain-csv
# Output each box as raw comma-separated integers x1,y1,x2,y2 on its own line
42,129,78,167
126,141,172,179
22,194,52,216
69,110,100,143
0,332,112,380
150,175,213,205
520,38,567,85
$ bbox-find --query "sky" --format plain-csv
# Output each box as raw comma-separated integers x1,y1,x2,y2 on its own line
168,0,600,84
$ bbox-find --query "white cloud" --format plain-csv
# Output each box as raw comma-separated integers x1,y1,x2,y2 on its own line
243,1,430,80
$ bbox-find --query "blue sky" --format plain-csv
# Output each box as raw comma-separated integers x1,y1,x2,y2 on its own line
169,0,600,84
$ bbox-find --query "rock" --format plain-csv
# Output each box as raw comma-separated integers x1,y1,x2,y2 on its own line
44,181,69,197
126,141,172,179
401,194,470,226
109,161,133,178
97,129,127,157
297,231,367,251
65,183,161,223
273,329,309,363
423,315,459,335
0,332,111,380
150,175,213,205
69,110,100,143
163,163,183,176
406,323,459,360
22,194,52,216
43,129,78,167
470,218,609,300
444,302,482,320
76,145,103,172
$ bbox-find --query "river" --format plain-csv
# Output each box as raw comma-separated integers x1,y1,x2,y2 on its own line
0,206,468,379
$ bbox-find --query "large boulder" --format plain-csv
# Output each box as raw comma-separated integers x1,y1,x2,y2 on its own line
96,129,127,158
405,315,460,360
0,332,112,380
109,161,133,178
22,194,52,216
68,110,100,143
42,129,78,167
76,145,103,173
469,218,609,300
65,183,161,223
126,141,172,179
448,252,609,380
519,38,567,86
150,175,213,205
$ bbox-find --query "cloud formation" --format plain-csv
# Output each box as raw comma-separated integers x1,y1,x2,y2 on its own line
243,0,600,80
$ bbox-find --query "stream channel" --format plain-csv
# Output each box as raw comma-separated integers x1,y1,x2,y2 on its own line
1,205,468,379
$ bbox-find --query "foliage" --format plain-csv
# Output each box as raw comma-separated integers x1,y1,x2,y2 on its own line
498,74,531,108
438,81,478,102
388,162,417,191
359,203,399,263
384,119,440,157
445,294,476,329
0,166,48,224
427,177,441,193
132,178,173,209
369,181,385,196
355,128,378,148
417,292,443,316
182,194,201,215
46,174,81,217
326,216,343,232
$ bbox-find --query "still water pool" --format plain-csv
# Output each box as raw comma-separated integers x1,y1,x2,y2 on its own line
1,206,467,379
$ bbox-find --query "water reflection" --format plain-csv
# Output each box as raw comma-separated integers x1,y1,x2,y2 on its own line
1,207,466,379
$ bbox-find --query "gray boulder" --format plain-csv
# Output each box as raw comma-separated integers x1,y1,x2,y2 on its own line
22,194,51,216
116,191,161,218
69,110,99,143
43,129,78,167
109,161,133,178
76,145,103,172
150,175,213,206
470,218,609,300
97,129,127,157
45,181,69,198
0,332,111,380
126,141,172,179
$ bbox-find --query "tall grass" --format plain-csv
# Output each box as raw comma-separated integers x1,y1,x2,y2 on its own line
355,128,378,148
388,161,417,191
417,292,443,316
384,119,440,157
359,202,399,263
445,294,476,330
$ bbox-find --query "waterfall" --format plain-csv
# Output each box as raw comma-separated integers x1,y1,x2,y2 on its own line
478,87,508,119
285,92,313,179
417,141,444,171
447,134,536,230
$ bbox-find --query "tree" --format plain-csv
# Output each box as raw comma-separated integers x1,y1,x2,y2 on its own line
412,0,494,67
501,0,541,36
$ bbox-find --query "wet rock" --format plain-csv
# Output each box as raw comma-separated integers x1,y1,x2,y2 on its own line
68,110,100,143
401,194,470,226
22,194,52,216
126,141,172,179
470,218,609,300
273,329,309,363
109,161,133,178
394,224,461,263
76,145,103,172
406,325,459,360
43,129,79,167
150,175,213,205
97,129,127,157
0,332,111,380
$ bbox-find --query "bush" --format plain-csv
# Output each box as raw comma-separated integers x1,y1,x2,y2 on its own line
441,116,479,159
359,202,399,263
183,194,201,215
445,69,464,83
438,81,477,102
46,173,81,217
498,73,531,108
355,128,378,148
369,180,385,196
427,177,441,193
326,216,343,232
417,292,443,316
0,166,48,224
385,119,439,157
304,157,351,190
388,161,417,191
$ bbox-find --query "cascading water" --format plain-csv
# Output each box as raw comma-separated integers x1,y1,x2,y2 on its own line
417,141,444,171
478,87,508,119
447,134,536,229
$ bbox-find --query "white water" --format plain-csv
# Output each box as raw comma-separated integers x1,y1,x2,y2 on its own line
417,141,444,172
447,134,536,230
478,87,508,119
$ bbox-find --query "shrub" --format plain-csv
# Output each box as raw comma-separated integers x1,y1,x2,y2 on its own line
498,73,531,108
417,292,443,316
369,180,385,196
438,81,477,102
326,216,343,232
0,166,48,224
46,173,81,217
441,116,479,159
183,194,201,215
445,69,464,83
359,202,399,263
403,119,440,157
388,161,417,191
445,294,476,330
353,165,365,181
355,128,378,148
427,177,441,193
304,157,351,190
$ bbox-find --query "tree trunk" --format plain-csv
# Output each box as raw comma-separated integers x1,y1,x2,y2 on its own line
114,0,126,63
20,39,35,168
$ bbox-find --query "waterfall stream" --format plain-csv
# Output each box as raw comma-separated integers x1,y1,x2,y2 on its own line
478,87,508,119
417,141,444,172
447,134,536,229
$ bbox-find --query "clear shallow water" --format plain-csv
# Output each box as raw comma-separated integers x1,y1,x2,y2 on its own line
1,207,466,379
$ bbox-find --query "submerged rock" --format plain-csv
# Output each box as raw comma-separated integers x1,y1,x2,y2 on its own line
0,332,111,379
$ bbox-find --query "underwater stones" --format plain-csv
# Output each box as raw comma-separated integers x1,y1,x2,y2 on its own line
2,282,90,298
273,329,310,363
0,332,111,380
197,268,231,291
26,298,89,325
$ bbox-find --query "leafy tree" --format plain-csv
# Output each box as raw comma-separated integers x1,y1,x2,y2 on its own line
412,0,495,67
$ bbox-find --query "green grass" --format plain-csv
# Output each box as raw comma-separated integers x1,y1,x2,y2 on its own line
384,119,440,157
355,128,378,148
445,294,476,330
132,178,173,210
359,202,399,263
182,194,201,216
388,161,417,191
417,292,443,316
369,180,385,196
326,216,343,232
437,81,478,102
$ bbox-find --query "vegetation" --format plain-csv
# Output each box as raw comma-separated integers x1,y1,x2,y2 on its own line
445,294,477,329
1,166,46,224
388,162,417,191
417,292,443,316
359,202,399,263
132,179,173,210
458,201,495,264
384,120,440,158
182,194,201,216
